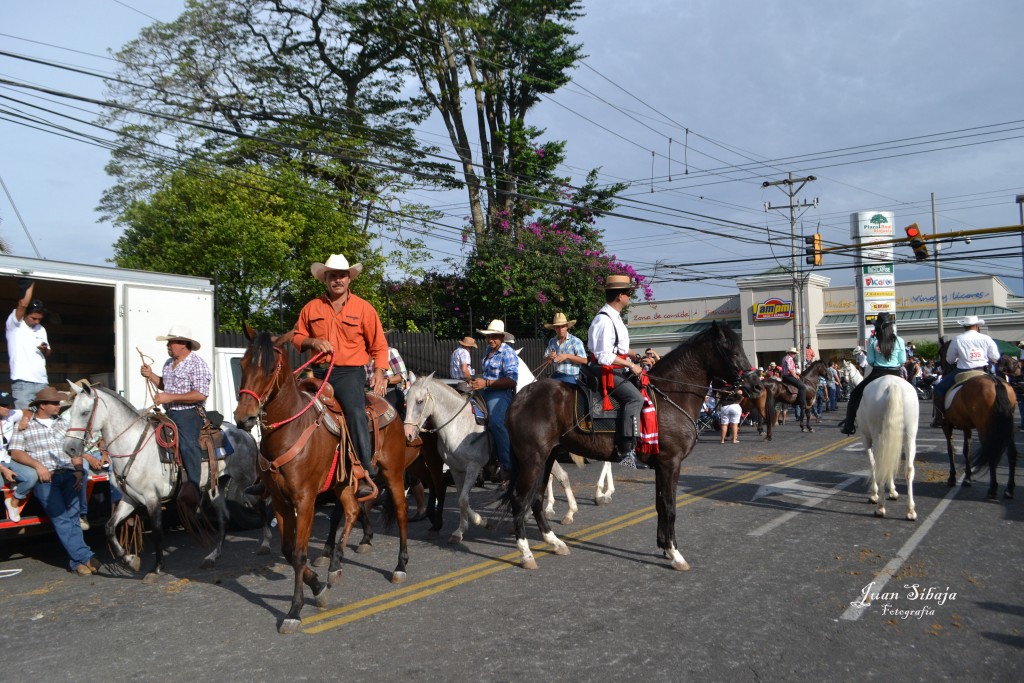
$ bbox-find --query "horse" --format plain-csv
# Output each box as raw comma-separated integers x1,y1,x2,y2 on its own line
842,360,864,391
502,321,762,571
61,382,270,578
765,359,828,432
856,375,919,520
739,380,775,440
936,338,1017,499
234,329,420,634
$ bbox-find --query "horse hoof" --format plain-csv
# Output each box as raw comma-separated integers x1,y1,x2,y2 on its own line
553,544,570,556
256,545,272,556
987,491,998,500
200,558,215,570
314,586,330,609
126,555,141,573
328,569,343,587
355,542,373,554
946,478,956,487
522,557,538,570
595,495,611,506
560,516,574,526
1005,490,1015,500
391,571,407,584
907,511,918,521
447,534,463,545
142,572,161,585
312,555,330,568
874,509,885,517
425,529,439,540
278,619,302,635
543,510,554,520
671,559,691,571
868,496,879,504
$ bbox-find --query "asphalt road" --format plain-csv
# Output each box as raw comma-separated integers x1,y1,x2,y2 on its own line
1,406,1021,682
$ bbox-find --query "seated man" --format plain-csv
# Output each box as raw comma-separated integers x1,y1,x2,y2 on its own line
8,387,99,575
2,390,38,522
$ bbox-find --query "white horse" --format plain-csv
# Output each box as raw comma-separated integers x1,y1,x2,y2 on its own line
856,375,918,520
62,382,270,578
842,360,864,388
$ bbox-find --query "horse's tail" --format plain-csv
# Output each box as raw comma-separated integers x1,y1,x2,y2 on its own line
873,380,905,488
569,453,586,468
764,392,776,429
973,378,1014,475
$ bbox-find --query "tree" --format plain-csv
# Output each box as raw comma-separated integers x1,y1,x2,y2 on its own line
112,161,380,331
399,0,585,238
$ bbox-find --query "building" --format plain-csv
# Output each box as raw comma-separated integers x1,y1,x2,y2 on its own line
629,273,1024,369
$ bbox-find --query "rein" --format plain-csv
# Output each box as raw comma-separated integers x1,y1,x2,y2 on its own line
238,349,333,431
405,386,472,435
65,390,158,459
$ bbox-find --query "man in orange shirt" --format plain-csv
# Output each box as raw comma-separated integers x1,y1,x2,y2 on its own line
293,254,389,498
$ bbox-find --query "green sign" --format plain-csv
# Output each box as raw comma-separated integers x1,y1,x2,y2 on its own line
862,263,894,275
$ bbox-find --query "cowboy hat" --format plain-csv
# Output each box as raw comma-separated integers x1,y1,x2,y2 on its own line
787,347,798,354
543,312,576,330
310,253,363,283
476,319,513,341
1017,339,1024,349
769,362,777,367
600,274,636,291
874,311,894,327
458,336,477,348
852,346,864,354
29,386,69,406
156,325,202,350
957,315,985,327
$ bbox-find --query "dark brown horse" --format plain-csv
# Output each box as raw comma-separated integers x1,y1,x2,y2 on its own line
764,359,828,432
502,321,762,571
234,328,420,633
739,380,776,440
936,339,1017,499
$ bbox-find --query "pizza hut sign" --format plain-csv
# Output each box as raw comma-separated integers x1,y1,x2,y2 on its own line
753,297,794,321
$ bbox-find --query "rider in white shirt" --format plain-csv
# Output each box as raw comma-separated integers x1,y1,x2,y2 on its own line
932,315,999,425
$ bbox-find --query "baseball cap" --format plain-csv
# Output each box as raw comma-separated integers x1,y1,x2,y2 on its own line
0,391,15,408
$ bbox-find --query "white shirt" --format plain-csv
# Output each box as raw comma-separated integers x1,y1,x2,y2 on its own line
5,309,49,384
1,409,24,463
450,347,473,380
587,304,630,366
947,329,999,370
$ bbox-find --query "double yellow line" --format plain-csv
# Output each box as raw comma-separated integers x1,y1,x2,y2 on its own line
302,438,854,634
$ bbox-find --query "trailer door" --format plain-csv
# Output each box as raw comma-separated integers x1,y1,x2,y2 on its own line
120,285,215,409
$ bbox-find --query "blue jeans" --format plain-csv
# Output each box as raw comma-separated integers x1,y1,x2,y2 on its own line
11,380,47,410
79,460,122,516
168,408,204,486
317,366,375,475
34,470,95,571
483,388,514,471
933,369,962,404
4,459,38,499
827,383,838,411
550,372,577,385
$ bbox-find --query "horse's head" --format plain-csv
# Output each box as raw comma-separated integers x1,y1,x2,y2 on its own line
234,328,287,431
997,353,1021,379
63,380,100,458
685,321,763,398
403,373,436,442
937,337,953,374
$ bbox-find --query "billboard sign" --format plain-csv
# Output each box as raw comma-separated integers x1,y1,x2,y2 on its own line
753,297,794,321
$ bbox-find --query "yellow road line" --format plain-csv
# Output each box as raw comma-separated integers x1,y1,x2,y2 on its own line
303,437,855,634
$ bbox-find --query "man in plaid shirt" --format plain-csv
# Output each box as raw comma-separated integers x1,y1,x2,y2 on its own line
8,386,99,575
544,312,586,385
367,346,408,418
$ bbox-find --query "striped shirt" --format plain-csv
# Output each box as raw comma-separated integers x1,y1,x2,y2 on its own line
8,414,71,472
161,351,211,411
545,333,586,378
480,343,519,385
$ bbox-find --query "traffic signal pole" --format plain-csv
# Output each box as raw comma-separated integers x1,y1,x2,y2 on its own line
931,193,944,338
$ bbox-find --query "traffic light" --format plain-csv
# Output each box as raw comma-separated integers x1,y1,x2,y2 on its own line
804,233,823,266
904,223,929,261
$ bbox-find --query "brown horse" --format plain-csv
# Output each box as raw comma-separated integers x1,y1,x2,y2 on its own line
234,328,420,634
764,359,828,432
739,380,776,440
502,321,763,571
936,339,1017,499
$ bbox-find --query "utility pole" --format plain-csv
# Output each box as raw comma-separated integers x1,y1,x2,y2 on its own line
931,193,944,338
764,174,818,356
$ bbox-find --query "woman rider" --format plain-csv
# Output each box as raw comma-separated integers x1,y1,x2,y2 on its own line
839,312,907,435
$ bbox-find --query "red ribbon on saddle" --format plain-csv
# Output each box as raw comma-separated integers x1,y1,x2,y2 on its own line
595,353,631,410
637,374,659,455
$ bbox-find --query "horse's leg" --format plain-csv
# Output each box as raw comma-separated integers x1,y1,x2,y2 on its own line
866,437,880,507
327,489,360,587
314,503,344,567
549,460,578,525
595,461,615,505
905,436,917,521
448,467,476,544
355,503,374,554
530,455,569,557
105,499,139,570
280,494,326,633
654,458,689,571
200,490,230,570
257,498,273,555
1005,437,1017,500
962,428,973,487
943,424,957,486
384,462,410,584
543,466,557,520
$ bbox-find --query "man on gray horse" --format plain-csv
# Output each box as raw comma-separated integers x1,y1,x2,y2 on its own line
141,325,211,511
931,314,999,427
587,274,645,468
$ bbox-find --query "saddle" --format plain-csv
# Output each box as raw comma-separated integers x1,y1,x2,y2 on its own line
453,381,488,425
574,365,656,435
943,369,989,410
148,411,229,496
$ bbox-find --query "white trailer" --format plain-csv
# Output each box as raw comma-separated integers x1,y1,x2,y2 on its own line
0,255,238,417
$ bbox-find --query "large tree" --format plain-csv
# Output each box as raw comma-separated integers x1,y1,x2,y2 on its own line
112,161,379,331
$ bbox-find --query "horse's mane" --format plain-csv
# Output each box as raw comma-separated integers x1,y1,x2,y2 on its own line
651,322,743,377
94,384,146,415
248,331,279,375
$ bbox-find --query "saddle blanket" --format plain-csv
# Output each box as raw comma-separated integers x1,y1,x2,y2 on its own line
944,370,987,410
157,426,234,466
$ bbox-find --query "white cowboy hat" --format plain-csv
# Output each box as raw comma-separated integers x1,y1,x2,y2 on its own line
852,346,864,354
786,347,798,354
310,254,363,283
156,325,201,350
957,315,985,327
476,319,513,341
1017,339,1024,349
768,362,776,367
543,312,577,330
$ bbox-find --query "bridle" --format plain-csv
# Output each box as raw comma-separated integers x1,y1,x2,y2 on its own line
403,384,471,436
64,389,157,459
236,346,333,432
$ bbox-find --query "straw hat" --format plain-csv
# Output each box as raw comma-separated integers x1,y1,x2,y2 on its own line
957,315,984,327
476,319,513,341
769,362,776,368
852,346,864,354
543,312,576,330
29,386,69,406
156,325,202,350
600,274,636,291
458,336,477,349
787,347,798,354
1016,339,1024,349
310,253,363,283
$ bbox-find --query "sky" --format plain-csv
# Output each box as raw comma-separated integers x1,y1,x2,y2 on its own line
1,0,1023,302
